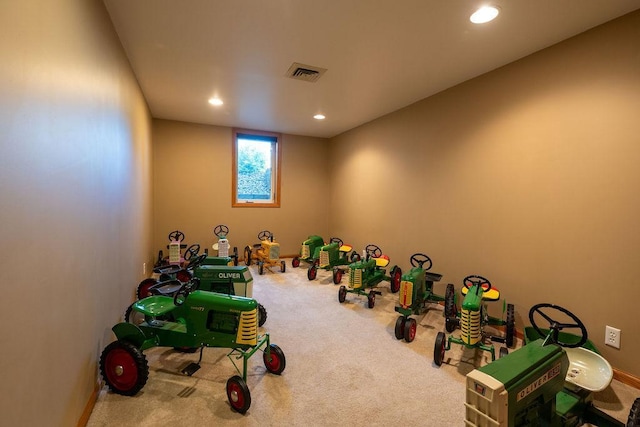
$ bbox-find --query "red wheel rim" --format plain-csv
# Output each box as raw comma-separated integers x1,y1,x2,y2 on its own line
292,258,299,267
176,270,192,283
104,348,138,391
408,321,416,341
440,340,446,362
392,270,401,292
309,269,316,280
137,279,156,299
227,381,246,410
336,271,342,282
265,351,281,372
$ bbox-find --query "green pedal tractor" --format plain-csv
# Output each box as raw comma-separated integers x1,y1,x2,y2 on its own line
337,244,402,308
434,275,515,366
307,237,360,282
210,224,239,266
394,253,456,343
464,303,640,426
291,234,325,268
101,279,286,414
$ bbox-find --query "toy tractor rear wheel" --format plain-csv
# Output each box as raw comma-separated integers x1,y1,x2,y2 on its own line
338,286,347,303
226,375,251,414
434,332,446,366
404,317,417,343
333,268,343,284
307,265,317,281
280,260,286,273
505,303,515,348
628,398,640,426
394,317,406,340
137,278,158,300
263,344,286,375
100,341,149,396
292,257,300,268
367,291,376,308
258,303,267,327
233,247,239,266
244,246,252,266
390,267,402,293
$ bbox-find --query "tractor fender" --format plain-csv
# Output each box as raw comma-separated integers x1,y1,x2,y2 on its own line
112,322,156,349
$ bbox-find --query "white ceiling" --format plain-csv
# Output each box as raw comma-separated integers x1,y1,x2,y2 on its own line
103,1,640,138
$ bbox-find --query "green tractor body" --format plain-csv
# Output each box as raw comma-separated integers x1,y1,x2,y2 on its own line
292,235,325,268
307,238,359,281
194,264,254,297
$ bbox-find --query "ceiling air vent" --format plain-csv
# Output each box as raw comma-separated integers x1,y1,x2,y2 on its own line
285,62,327,83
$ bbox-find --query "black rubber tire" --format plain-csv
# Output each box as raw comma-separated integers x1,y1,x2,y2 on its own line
280,260,286,273
499,347,509,358
367,291,376,309
226,375,251,414
390,266,402,293
259,262,264,275
404,317,417,343
307,266,317,281
292,257,300,268
244,246,252,266
338,286,347,303
233,247,238,266
100,341,149,396
434,332,446,367
505,303,515,348
263,344,286,375
627,398,640,426
444,283,456,318
137,278,158,300
333,269,343,284
445,316,458,333
394,317,406,340
258,303,267,327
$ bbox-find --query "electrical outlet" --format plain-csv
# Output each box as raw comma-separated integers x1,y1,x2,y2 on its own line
605,325,621,349
143,262,146,275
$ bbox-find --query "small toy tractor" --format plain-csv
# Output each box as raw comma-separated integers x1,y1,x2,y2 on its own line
394,253,456,343
464,303,640,426
434,275,514,366
101,279,286,414
154,230,190,267
337,244,402,309
211,224,238,266
291,235,325,268
307,237,360,282
243,230,285,275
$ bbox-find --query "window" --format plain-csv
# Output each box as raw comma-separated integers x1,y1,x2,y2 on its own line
232,129,281,207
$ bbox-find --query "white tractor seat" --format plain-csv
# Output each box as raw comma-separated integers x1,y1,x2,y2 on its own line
563,346,613,392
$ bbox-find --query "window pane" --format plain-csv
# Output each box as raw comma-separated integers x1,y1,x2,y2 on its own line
233,130,280,207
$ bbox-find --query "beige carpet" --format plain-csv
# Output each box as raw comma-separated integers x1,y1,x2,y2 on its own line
87,262,637,426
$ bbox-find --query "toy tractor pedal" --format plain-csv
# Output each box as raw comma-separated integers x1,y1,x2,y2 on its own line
434,275,514,366
338,244,401,309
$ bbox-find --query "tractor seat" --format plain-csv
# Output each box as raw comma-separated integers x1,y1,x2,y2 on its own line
563,347,613,392
374,255,390,268
461,284,500,301
149,279,183,296
132,295,177,317
339,244,353,253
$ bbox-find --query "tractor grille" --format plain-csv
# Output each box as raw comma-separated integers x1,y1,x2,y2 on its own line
460,309,482,345
235,308,258,345
301,244,310,259
349,269,363,289
268,244,280,261
319,250,330,268
399,281,413,308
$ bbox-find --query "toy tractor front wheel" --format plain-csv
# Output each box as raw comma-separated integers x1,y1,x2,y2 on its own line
100,340,149,396
292,257,300,268
263,344,286,375
395,317,406,340
499,347,509,358
243,246,252,266
280,260,286,273
434,332,446,366
332,268,343,284
338,286,347,303
258,262,264,275
404,317,417,342
367,291,376,308
307,265,317,281
226,375,251,414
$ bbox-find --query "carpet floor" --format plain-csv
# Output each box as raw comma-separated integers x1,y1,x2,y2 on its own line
87,262,637,426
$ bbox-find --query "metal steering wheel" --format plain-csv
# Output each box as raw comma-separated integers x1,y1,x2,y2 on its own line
410,253,432,270
365,244,382,259
184,244,200,260
528,303,588,348
186,253,207,269
168,230,185,242
258,230,272,241
214,224,229,237
463,275,492,292
330,237,343,247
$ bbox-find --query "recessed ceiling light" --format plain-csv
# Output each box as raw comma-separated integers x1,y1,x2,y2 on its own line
313,114,326,120
208,97,223,106
470,6,500,24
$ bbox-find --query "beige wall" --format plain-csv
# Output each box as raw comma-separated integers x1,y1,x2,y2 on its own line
152,119,329,259
0,1,152,425
329,10,640,376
